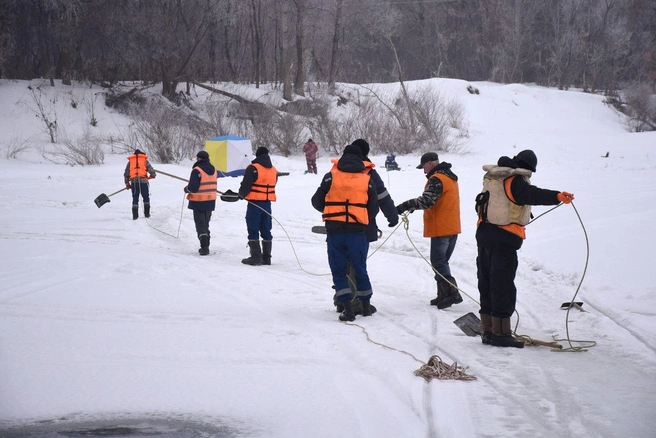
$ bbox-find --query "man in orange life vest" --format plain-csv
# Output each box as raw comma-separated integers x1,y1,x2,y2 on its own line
396,152,463,309
184,150,218,256
238,147,278,266
311,144,378,322
475,149,574,348
124,149,156,220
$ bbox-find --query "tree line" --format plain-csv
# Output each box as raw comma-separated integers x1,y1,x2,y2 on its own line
1,0,654,102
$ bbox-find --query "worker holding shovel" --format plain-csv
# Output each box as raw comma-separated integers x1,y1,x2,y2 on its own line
124,149,156,220
238,147,278,266
184,150,218,256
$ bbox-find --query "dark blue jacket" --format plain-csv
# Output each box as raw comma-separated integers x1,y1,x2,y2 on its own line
185,159,217,211
363,157,398,242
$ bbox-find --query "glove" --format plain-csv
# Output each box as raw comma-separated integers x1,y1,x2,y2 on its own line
388,217,399,227
149,174,156,179
183,186,189,193
396,201,414,215
125,183,131,190
557,191,574,204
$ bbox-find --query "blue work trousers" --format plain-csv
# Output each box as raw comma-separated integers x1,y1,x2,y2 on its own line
430,235,457,281
327,232,372,300
246,201,273,241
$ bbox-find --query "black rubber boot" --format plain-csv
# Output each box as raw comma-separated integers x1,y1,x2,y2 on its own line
144,203,150,218
436,276,463,309
199,234,210,256
262,241,272,265
489,317,524,348
132,205,139,220
361,298,373,317
241,241,262,265
480,313,493,345
339,299,355,322
429,281,446,306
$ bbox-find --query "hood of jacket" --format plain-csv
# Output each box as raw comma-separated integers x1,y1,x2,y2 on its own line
427,161,458,181
336,152,365,173
193,159,216,175
251,153,273,168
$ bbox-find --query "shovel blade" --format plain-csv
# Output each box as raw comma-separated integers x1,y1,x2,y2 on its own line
311,225,327,234
94,193,111,208
453,312,483,337
219,189,240,202
560,302,584,309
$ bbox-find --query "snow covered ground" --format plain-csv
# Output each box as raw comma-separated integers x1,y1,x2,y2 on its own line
1,78,655,437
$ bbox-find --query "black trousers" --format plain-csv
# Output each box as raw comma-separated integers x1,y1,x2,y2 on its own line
477,245,518,318
193,210,212,237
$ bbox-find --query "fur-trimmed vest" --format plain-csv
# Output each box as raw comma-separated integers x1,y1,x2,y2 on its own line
477,165,532,233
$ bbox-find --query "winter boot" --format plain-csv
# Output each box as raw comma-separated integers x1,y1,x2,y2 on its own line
489,317,524,348
198,234,210,256
262,241,272,265
339,299,355,322
144,203,150,218
437,276,463,309
429,281,446,306
480,313,493,345
132,205,139,220
360,297,373,317
333,291,344,313
241,240,263,266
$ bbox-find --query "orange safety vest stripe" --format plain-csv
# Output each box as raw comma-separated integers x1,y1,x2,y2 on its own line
323,168,370,225
186,167,218,202
500,175,525,238
245,163,278,201
128,154,149,179
423,173,461,237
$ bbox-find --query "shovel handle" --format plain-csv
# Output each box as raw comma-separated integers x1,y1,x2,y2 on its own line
154,168,228,195
154,169,189,183
107,187,130,197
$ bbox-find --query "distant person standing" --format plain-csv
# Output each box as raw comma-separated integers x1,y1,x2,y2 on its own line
239,147,278,266
475,149,574,348
184,151,218,256
396,152,462,309
302,138,318,174
124,149,156,220
311,144,378,322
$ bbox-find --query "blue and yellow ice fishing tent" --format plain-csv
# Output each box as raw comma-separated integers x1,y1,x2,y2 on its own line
204,135,253,177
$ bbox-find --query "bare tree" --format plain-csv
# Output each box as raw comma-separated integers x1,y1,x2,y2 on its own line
292,0,308,96
278,0,293,100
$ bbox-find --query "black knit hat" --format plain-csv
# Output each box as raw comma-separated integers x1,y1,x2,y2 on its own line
134,149,144,155
416,152,439,169
351,139,370,157
196,150,209,160
343,144,362,158
514,149,537,172
255,147,269,157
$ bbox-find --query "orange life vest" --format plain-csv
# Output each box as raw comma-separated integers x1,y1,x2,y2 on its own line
128,154,149,179
186,167,218,202
322,166,371,225
245,163,278,201
423,173,461,237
